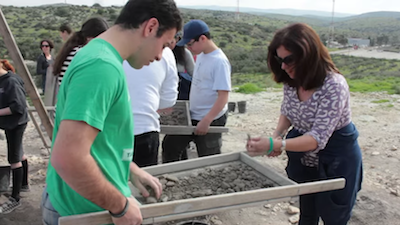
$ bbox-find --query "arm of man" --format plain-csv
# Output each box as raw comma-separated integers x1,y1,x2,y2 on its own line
51,120,127,213
50,60,128,215
159,49,179,110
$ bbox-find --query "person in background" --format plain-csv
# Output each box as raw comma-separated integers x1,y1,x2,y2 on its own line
0,59,29,214
246,23,363,225
59,23,73,42
36,39,54,94
162,19,231,163
124,47,178,167
53,17,109,91
161,31,195,161
40,0,182,224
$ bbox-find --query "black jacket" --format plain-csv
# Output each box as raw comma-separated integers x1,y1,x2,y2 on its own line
0,71,29,130
36,53,51,76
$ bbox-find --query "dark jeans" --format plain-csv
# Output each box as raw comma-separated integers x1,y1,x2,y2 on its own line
162,113,227,163
133,131,159,167
285,122,363,225
5,123,27,164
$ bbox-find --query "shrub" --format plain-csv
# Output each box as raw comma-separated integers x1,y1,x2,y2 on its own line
236,83,263,94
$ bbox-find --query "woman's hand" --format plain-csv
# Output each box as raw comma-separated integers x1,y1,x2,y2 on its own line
246,136,283,157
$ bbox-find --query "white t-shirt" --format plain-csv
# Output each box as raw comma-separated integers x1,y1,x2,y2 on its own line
124,47,178,135
189,48,231,121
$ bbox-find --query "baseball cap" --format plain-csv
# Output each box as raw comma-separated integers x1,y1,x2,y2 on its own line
176,20,209,47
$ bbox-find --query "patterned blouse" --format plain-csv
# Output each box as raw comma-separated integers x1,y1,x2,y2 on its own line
281,72,352,167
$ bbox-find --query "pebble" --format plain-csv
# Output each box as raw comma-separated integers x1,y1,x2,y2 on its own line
371,151,380,156
166,181,175,187
210,216,223,225
165,175,179,183
159,179,167,185
391,145,398,151
255,210,269,216
161,195,169,202
287,206,300,215
263,204,272,209
146,197,157,204
389,189,399,197
40,149,49,156
289,214,300,224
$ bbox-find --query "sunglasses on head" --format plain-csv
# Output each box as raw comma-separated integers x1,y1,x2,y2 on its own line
42,45,50,48
274,55,295,65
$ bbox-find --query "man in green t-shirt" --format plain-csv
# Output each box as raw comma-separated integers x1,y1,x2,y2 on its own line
41,1,182,225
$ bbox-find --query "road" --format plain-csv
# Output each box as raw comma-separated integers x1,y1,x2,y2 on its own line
330,48,400,60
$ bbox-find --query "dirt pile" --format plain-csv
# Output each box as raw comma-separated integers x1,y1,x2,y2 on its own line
159,109,188,126
145,163,276,204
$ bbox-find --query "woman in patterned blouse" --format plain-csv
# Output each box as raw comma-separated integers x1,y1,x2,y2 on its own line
246,23,363,225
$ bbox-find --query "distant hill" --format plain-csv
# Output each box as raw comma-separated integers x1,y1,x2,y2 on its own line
346,11,400,19
180,5,355,18
38,3,72,7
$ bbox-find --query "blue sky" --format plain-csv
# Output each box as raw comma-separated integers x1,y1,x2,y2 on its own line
0,0,399,14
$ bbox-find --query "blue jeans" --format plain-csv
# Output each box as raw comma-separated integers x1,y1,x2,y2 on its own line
41,187,61,225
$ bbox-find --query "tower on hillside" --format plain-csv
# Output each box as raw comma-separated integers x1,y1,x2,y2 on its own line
328,0,335,47
235,0,240,20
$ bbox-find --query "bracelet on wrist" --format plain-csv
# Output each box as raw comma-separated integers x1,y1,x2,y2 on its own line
109,197,129,218
267,137,274,155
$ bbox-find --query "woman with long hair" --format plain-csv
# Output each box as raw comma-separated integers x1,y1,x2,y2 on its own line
246,23,363,225
36,39,54,94
53,17,109,89
0,59,29,214
170,31,195,100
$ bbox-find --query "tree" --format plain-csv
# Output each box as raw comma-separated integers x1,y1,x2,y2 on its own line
54,7,69,17
368,37,375,46
219,41,227,48
390,36,399,45
320,33,328,46
336,34,348,46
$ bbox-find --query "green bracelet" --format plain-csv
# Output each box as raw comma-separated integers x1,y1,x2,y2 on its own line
267,137,274,155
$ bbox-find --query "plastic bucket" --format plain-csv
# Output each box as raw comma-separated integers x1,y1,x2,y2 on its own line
0,166,11,192
228,102,236,112
237,101,247,113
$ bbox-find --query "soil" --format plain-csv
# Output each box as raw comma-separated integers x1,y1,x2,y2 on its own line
1,88,400,225
143,162,275,204
159,107,189,126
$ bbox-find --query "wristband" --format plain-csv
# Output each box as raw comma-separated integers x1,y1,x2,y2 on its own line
267,137,274,155
109,197,129,218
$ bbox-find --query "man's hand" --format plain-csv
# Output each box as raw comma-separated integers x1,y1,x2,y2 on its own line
157,107,173,116
195,118,212,135
111,197,143,225
130,163,162,199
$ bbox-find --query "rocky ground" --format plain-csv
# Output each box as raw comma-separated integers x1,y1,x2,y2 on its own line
1,89,400,225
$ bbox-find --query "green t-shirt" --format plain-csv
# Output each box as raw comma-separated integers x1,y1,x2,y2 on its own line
46,38,134,216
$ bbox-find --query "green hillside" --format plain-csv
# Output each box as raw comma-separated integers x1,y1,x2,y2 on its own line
0,5,400,94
